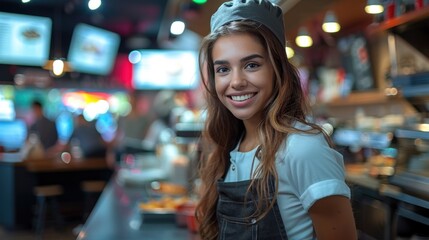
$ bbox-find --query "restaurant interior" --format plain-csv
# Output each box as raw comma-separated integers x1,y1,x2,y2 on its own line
1,0,429,239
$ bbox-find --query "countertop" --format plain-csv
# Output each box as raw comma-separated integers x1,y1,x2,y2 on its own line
77,163,378,240
77,172,200,240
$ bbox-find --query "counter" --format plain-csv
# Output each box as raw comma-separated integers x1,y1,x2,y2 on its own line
78,172,200,240
0,155,112,229
344,164,395,240
345,164,429,240
79,163,391,239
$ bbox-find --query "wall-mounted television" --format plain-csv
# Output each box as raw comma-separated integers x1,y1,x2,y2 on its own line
132,49,199,90
67,23,120,75
0,11,52,66
0,119,27,152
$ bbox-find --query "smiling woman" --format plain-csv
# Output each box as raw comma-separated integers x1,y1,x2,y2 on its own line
213,34,274,125
195,0,358,239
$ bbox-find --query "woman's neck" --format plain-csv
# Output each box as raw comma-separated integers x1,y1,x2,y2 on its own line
239,121,259,152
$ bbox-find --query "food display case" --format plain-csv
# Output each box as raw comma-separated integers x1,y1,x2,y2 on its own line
345,71,429,239
332,127,397,240
378,126,429,239
390,72,429,198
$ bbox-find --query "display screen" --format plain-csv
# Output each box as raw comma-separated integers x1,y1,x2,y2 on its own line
132,49,199,90
0,11,52,66
67,23,120,75
0,119,27,151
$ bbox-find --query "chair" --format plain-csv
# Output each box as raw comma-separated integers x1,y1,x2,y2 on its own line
33,185,65,239
81,180,106,221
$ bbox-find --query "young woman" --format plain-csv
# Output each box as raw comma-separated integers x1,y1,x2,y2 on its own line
195,0,357,239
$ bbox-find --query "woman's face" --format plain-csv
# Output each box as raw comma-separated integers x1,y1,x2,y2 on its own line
212,33,274,124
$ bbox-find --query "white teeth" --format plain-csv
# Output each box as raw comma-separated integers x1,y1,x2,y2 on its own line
231,93,254,101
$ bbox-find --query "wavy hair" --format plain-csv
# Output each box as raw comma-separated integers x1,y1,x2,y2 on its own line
196,20,328,239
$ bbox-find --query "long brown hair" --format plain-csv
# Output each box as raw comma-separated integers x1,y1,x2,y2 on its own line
196,20,328,239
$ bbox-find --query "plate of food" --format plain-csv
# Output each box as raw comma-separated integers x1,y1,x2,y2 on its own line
139,196,190,223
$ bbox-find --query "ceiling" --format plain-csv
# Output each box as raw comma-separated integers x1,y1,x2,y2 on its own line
282,0,374,47
0,0,374,55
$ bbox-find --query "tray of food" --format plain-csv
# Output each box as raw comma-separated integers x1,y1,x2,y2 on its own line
139,195,190,223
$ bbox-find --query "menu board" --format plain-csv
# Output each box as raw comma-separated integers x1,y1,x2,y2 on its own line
67,23,121,75
0,11,52,66
132,49,199,90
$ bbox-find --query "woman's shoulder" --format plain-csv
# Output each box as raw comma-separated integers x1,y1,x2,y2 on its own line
276,126,343,175
276,121,333,160
288,121,327,143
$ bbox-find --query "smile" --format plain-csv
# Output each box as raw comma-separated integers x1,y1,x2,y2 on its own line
230,93,255,102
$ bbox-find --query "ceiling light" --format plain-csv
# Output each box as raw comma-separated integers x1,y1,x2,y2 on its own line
43,58,72,77
170,20,186,35
295,27,313,48
365,0,384,14
88,0,102,10
322,11,341,33
128,50,142,64
285,46,294,59
43,7,72,78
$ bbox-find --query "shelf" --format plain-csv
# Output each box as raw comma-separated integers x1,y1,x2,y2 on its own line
323,91,402,107
367,6,429,35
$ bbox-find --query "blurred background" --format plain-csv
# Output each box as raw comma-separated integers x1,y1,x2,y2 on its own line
1,0,429,240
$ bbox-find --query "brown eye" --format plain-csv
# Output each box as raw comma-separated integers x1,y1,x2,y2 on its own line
245,62,260,70
215,66,229,74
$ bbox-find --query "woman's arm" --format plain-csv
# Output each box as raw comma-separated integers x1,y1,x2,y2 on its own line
309,195,357,240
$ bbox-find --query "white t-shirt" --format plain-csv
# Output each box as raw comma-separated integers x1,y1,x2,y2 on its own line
224,124,350,240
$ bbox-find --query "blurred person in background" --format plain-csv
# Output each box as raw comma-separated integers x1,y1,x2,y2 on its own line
26,99,59,158
142,90,177,150
113,92,153,162
65,114,107,159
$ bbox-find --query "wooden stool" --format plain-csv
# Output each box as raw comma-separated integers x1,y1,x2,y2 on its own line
33,185,65,238
81,180,106,221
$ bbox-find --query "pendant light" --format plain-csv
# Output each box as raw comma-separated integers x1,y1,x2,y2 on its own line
365,0,384,14
285,46,294,59
322,11,341,33
43,58,72,77
43,6,72,77
295,27,313,48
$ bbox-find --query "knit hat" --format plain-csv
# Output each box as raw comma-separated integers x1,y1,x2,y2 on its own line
210,0,285,46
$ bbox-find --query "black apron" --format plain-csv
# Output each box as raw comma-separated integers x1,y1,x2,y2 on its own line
216,178,288,240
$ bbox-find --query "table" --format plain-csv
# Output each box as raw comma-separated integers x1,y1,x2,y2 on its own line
0,156,112,229
25,157,109,172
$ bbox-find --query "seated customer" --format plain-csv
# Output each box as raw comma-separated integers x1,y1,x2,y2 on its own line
25,100,60,158
67,114,107,159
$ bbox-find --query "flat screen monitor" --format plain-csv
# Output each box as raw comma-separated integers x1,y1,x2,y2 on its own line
0,11,52,66
132,49,199,90
0,119,27,151
67,23,120,75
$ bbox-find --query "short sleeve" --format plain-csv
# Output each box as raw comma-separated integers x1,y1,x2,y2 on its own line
282,132,350,211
